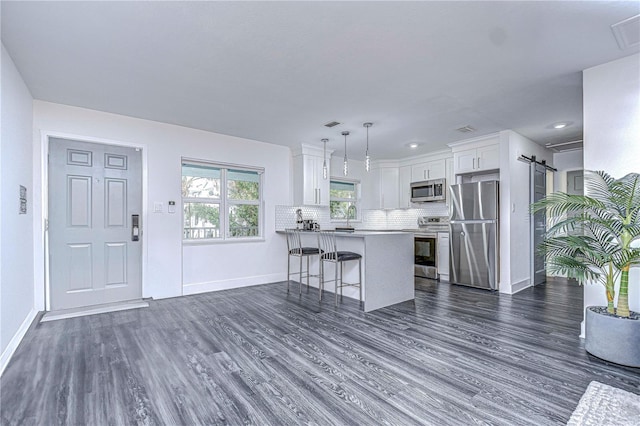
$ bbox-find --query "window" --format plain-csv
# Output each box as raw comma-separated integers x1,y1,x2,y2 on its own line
182,160,263,241
330,179,359,220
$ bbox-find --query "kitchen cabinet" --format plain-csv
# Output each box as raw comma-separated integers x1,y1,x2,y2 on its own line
411,159,445,182
445,157,454,205
293,146,330,206
365,167,400,209
437,232,450,280
380,168,400,209
453,143,500,174
398,165,412,208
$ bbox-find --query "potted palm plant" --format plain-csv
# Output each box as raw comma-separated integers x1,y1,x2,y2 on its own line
531,170,640,367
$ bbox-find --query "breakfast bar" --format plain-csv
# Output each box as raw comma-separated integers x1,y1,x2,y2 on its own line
281,230,414,312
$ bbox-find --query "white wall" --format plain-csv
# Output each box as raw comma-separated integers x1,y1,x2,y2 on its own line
33,101,291,302
1,45,36,370
552,149,583,193
583,53,640,319
499,130,554,294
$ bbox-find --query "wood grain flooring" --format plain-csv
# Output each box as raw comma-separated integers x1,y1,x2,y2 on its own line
1,277,639,425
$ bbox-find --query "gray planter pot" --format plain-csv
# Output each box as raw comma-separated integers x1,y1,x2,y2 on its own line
585,306,640,368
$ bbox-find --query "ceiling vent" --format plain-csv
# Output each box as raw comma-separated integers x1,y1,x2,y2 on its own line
611,15,640,50
324,121,341,128
456,125,476,133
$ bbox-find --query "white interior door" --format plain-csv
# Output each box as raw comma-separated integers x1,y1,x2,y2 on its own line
48,137,142,311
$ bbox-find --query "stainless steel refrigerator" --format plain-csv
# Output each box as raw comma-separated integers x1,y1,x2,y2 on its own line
449,181,499,290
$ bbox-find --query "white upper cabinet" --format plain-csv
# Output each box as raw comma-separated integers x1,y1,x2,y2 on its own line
398,165,412,208
411,159,446,182
360,153,453,210
477,144,500,170
364,166,400,210
445,157,454,206
293,145,330,206
450,135,500,175
454,148,477,174
380,168,400,209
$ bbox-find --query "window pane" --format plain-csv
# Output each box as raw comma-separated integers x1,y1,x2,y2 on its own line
182,164,221,198
228,169,259,200
330,180,356,199
330,201,356,219
228,204,259,237
184,202,220,239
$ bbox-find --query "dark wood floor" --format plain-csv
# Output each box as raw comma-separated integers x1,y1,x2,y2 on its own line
2,278,639,425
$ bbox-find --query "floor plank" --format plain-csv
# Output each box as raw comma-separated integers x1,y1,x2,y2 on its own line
1,277,639,425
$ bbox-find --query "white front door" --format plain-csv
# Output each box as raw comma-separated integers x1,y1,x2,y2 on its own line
48,137,142,311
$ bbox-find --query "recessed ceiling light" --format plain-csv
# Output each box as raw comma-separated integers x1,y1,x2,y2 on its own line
548,121,573,130
409,143,419,149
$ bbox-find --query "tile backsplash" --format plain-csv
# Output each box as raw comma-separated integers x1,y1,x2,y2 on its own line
275,203,449,231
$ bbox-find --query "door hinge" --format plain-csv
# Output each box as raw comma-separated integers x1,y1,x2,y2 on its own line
45,218,49,231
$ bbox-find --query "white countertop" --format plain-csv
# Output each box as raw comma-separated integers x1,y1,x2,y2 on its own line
276,230,410,238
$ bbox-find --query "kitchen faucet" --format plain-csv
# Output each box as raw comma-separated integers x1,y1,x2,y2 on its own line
346,204,356,228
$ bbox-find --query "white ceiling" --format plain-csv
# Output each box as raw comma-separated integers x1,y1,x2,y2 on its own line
2,1,638,159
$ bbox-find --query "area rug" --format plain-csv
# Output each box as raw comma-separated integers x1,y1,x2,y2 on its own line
567,381,640,425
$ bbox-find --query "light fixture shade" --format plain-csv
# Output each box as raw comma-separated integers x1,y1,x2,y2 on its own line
321,138,328,179
363,122,373,172
342,131,349,176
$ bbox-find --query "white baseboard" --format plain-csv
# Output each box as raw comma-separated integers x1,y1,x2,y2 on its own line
183,273,286,296
510,279,531,294
0,308,38,377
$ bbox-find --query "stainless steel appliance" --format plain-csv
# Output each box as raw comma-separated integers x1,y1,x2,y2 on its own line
302,220,317,231
411,217,449,279
449,181,499,290
414,232,438,279
410,178,446,203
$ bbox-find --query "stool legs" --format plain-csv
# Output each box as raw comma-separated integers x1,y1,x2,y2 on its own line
299,255,303,295
318,254,323,301
358,258,362,306
340,262,344,303
288,253,321,298
306,256,310,293
325,258,362,309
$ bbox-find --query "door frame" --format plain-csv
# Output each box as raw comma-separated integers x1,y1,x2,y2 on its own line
39,131,148,312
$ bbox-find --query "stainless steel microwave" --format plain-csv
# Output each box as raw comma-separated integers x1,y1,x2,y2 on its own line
410,178,446,202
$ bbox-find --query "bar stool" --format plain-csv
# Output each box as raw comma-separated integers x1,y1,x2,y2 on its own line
317,231,362,308
285,229,323,300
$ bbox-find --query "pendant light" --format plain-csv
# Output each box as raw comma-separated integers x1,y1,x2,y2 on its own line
321,138,328,179
363,122,372,172
341,131,350,176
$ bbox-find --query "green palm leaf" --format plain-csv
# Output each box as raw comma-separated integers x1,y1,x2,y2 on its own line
532,170,640,317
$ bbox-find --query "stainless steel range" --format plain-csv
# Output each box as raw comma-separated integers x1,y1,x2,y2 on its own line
407,217,449,279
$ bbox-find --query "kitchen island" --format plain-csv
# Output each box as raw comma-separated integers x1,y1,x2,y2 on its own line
280,230,414,312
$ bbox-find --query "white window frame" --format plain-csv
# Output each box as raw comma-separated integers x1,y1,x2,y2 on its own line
182,158,264,244
329,178,361,222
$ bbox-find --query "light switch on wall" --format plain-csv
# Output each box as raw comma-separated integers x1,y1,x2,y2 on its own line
168,201,176,214
154,202,164,213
